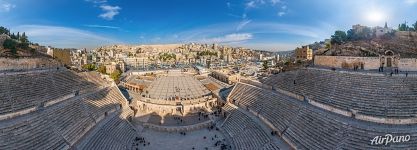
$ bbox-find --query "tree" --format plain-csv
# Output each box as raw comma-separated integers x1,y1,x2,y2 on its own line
110,69,122,81
206,60,211,68
262,60,269,70
413,21,417,31
10,33,16,39
20,32,29,44
360,27,373,39
398,23,410,31
97,65,106,74
0,26,9,35
3,39,16,49
331,30,347,45
346,29,357,41
82,64,96,71
325,42,331,49
3,39,18,55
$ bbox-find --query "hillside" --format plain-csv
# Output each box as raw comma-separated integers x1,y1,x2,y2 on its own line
317,31,417,58
0,26,50,58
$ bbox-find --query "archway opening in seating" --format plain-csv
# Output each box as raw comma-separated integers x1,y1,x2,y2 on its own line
387,58,392,67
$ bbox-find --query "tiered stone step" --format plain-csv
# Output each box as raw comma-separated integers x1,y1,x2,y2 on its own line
222,104,273,150
262,68,417,118
229,83,417,149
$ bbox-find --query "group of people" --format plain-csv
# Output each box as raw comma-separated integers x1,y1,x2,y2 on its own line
389,68,405,76
198,112,209,121
173,116,185,124
202,133,231,150
353,65,361,71
378,66,384,72
271,130,279,136
179,131,187,136
133,136,150,150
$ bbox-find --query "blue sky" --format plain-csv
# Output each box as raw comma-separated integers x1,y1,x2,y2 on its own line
1,0,417,51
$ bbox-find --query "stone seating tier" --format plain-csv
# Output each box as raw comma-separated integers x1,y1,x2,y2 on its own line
0,70,99,116
222,104,281,150
0,86,137,150
229,83,417,149
262,68,417,118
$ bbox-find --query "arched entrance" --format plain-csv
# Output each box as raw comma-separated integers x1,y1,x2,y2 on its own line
387,58,392,67
381,50,397,68
142,104,147,111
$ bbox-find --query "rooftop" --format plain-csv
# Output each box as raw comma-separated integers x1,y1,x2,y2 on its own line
144,74,211,100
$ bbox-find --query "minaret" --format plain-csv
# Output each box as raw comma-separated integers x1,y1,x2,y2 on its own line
384,22,388,28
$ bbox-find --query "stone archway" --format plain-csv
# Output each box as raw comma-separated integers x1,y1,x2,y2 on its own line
142,104,147,111
387,58,392,67
380,50,398,68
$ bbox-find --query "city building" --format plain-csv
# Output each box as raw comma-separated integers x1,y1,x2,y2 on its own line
124,57,149,70
105,62,121,74
294,46,313,61
210,70,239,84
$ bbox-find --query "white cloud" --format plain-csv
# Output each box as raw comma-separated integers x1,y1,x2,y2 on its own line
170,21,327,50
226,2,231,8
198,33,253,44
405,0,417,4
270,0,281,5
84,24,120,29
99,5,121,20
243,0,288,18
0,2,15,12
246,0,275,8
176,21,325,42
237,20,252,31
85,0,107,3
246,1,256,8
14,25,120,48
246,22,324,38
239,42,298,51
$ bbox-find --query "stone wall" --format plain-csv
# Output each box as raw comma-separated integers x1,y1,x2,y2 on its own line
52,49,71,65
398,58,417,71
143,120,213,132
137,98,216,115
0,58,61,71
314,56,380,70
315,55,417,71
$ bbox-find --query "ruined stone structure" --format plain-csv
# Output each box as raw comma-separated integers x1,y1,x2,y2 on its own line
295,45,313,61
134,71,217,116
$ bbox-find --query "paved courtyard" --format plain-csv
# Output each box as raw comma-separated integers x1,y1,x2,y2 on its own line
137,128,230,150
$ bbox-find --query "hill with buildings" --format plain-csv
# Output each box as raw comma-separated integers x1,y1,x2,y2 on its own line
316,22,417,58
